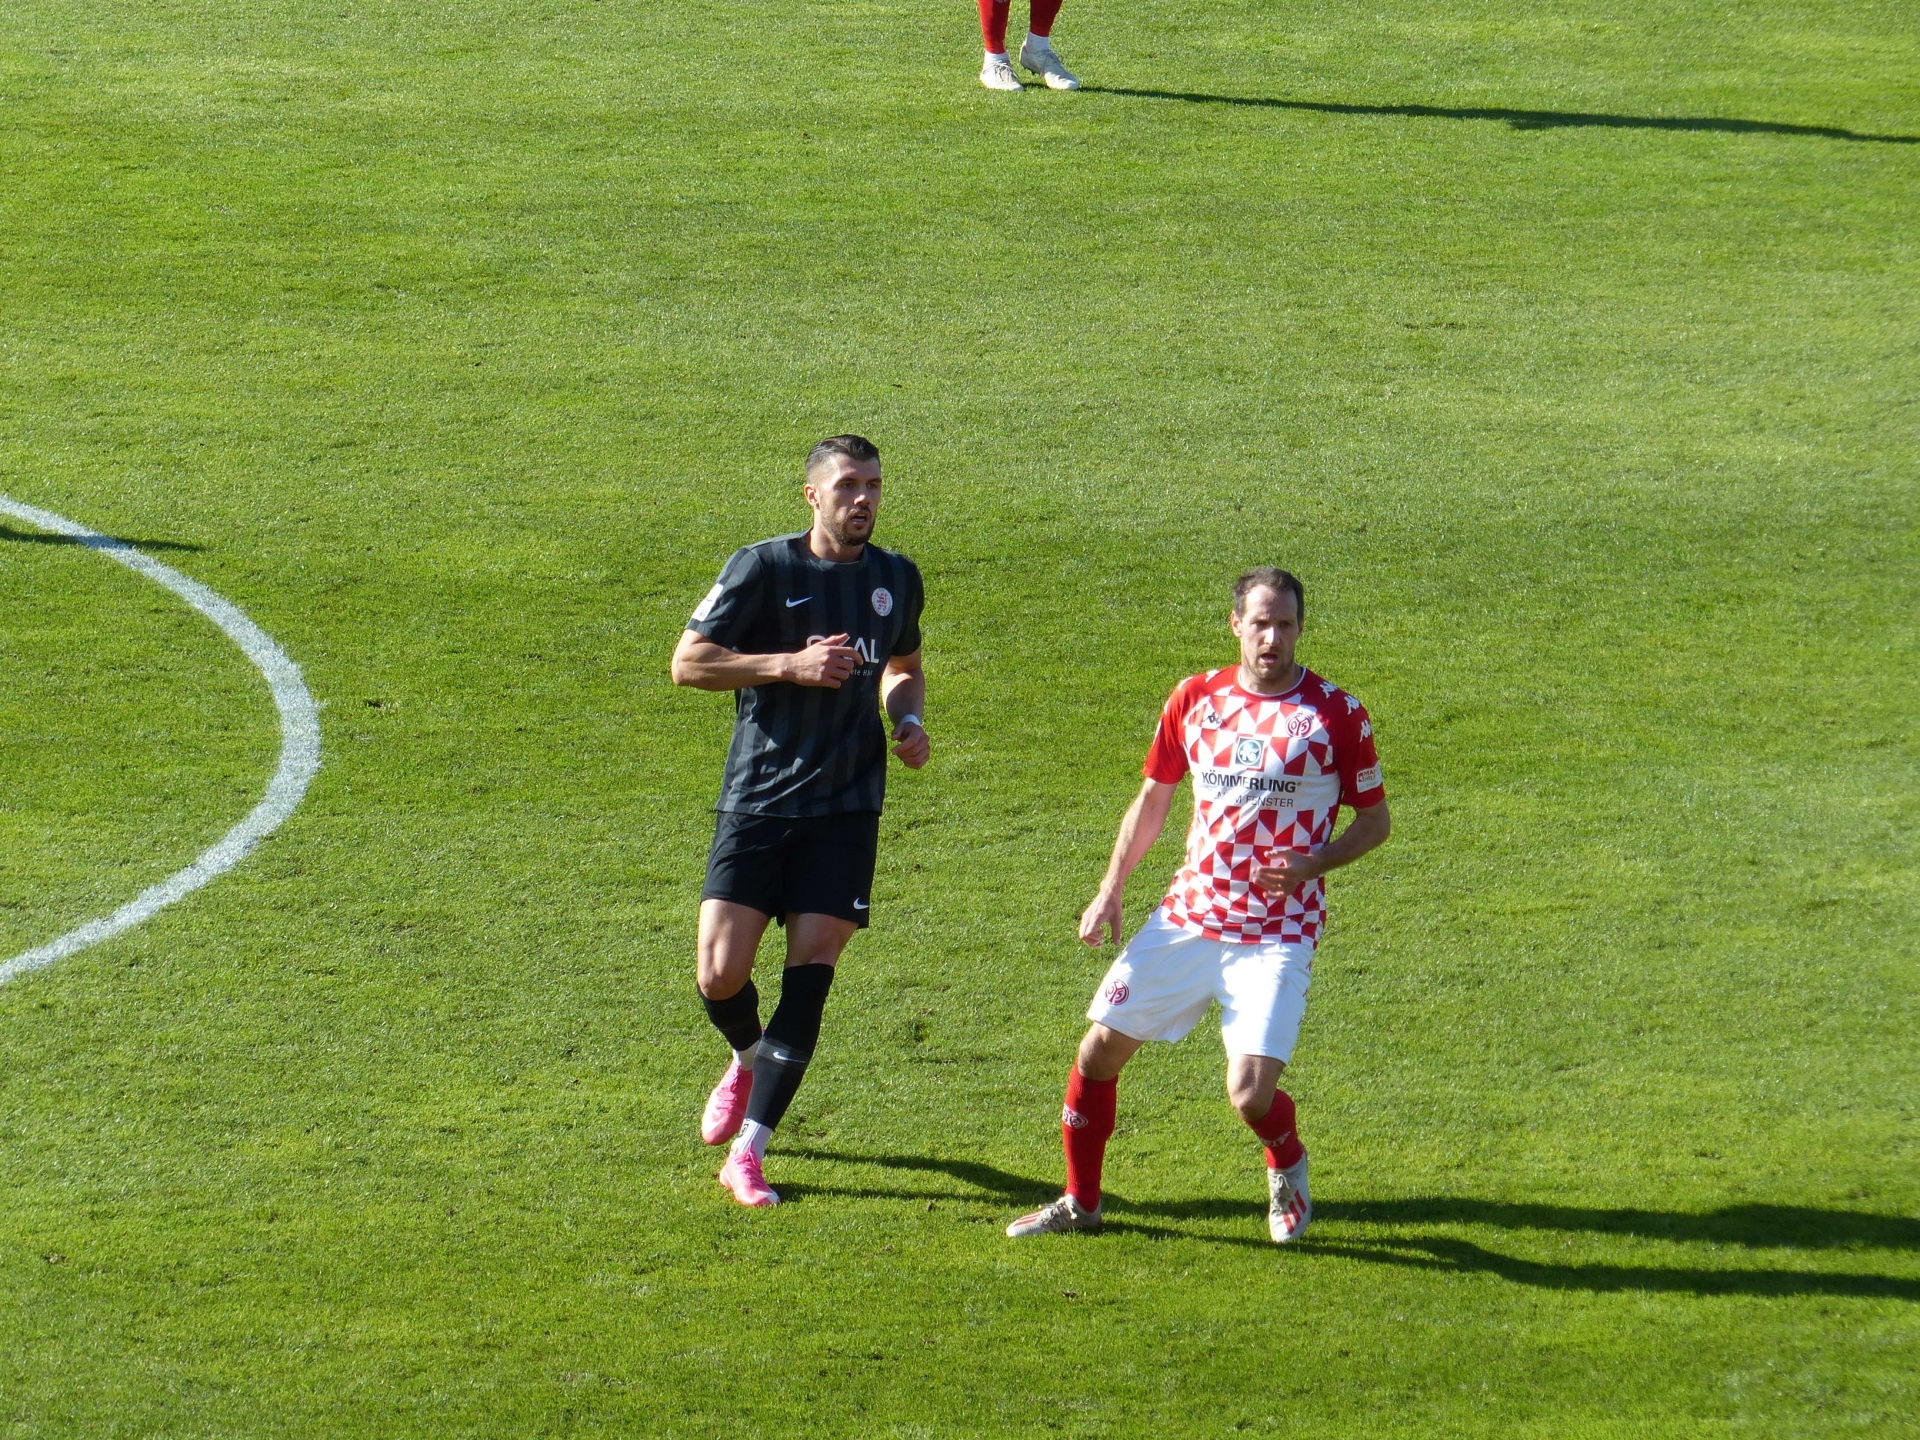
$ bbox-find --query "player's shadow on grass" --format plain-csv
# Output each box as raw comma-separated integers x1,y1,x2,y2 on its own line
787,1150,1920,1300
1080,89,1920,146
787,1148,1059,1208
1315,1196,1920,1252
1294,1234,1920,1301
0,523,204,552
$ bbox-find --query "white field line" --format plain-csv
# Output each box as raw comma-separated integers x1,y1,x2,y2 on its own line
0,495,320,985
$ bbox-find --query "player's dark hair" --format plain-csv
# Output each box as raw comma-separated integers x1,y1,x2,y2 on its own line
806,434,880,477
1233,566,1304,622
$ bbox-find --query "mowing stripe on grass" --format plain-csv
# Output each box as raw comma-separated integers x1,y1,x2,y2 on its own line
0,495,320,985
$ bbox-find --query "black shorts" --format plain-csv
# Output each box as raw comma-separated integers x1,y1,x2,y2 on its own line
701,810,880,928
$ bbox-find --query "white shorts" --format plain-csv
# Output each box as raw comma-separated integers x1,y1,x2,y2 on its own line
1086,908,1314,1062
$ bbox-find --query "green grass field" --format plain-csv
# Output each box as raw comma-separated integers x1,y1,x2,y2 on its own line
2,0,1917,1433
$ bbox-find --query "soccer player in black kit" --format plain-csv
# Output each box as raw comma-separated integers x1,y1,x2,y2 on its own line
671,435,928,1206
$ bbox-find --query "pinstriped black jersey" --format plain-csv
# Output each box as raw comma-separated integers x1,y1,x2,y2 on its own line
688,532,924,817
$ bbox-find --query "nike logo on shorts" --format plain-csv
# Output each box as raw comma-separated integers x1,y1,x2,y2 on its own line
785,596,811,607
852,898,868,910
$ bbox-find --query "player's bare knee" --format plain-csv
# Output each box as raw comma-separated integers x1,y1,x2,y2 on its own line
1226,1056,1283,1120
1076,1025,1131,1081
697,939,759,1000
784,926,852,971
697,960,751,1001
1229,1085,1272,1124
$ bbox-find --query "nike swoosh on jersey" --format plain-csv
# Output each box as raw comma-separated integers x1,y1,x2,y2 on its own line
852,898,868,909
785,596,811,607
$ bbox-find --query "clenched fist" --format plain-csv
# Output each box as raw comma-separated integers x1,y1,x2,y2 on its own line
785,633,859,688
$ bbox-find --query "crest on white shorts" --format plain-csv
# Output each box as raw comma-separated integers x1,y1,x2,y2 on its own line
1103,979,1130,1005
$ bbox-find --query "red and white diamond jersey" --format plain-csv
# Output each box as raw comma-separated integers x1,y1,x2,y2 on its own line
1142,667,1385,945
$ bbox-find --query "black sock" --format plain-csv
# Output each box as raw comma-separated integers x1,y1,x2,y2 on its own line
700,978,763,1054
744,963,836,1132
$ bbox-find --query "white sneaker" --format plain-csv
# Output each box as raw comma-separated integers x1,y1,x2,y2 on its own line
1006,1194,1101,1237
980,54,1023,91
1268,1153,1311,1243
1018,37,1080,89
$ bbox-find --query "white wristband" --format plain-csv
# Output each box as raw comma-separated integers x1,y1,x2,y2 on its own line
897,713,923,731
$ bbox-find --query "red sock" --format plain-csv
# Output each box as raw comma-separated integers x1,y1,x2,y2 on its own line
978,0,1009,51
1027,0,1063,38
1250,1087,1305,1170
1061,1067,1117,1210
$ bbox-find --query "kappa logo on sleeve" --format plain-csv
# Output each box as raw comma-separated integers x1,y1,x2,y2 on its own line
691,582,723,622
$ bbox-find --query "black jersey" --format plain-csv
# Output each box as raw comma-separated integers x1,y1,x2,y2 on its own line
687,532,924,817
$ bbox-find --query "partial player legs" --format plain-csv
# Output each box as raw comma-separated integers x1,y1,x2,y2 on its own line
977,0,1018,88
1017,0,1079,90
1224,1051,1286,1127
697,898,771,1001
1007,1023,1139,1236
697,899,771,1145
977,0,1010,57
978,0,1078,90
1008,1036,1312,1241
1228,1054,1311,1243
717,912,858,1207
1064,1024,1137,1215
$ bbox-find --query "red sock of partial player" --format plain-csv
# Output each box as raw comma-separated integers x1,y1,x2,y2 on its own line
1061,1068,1117,1209
1027,0,1063,39
978,0,1010,52
1250,1087,1305,1170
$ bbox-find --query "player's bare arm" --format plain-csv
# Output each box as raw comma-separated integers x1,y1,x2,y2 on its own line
1253,799,1391,899
1079,777,1178,947
881,648,929,769
671,629,860,690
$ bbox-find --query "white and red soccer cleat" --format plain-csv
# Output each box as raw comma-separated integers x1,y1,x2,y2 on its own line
701,1059,754,1145
1005,1194,1102,1237
1268,1153,1311,1243
717,1148,780,1207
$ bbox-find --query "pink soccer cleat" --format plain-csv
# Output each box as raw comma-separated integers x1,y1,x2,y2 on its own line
717,1148,780,1207
701,1059,754,1145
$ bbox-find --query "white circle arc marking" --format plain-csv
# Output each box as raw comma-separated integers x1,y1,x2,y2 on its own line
0,494,320,986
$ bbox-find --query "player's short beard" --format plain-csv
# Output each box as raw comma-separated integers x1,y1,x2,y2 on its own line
822,511,872,550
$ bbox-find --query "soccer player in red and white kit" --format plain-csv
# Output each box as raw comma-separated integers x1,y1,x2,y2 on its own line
1007,567,1391,1243
977,0,1080,91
